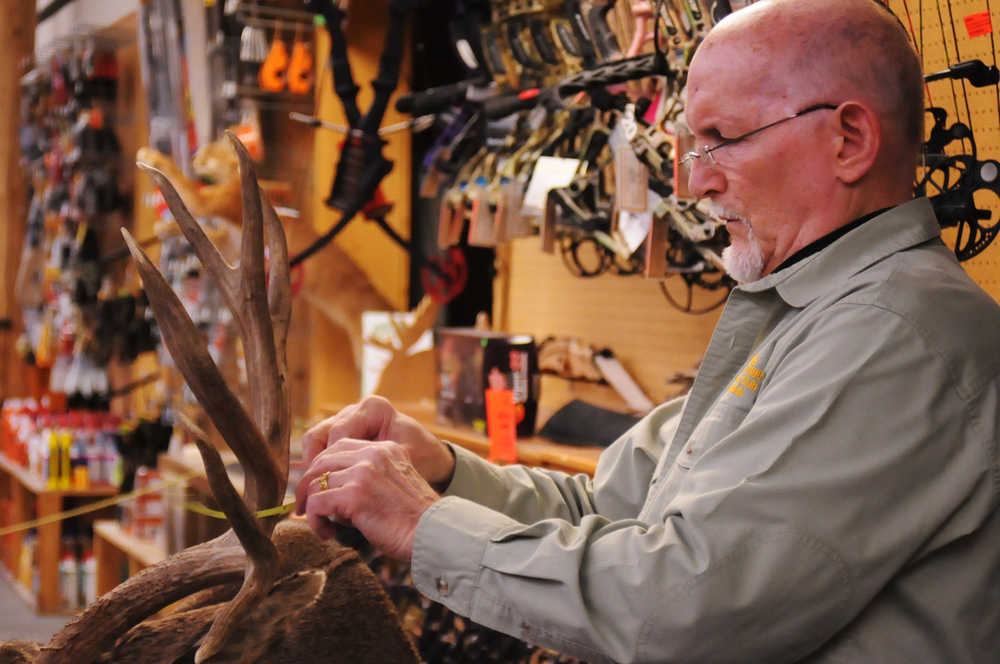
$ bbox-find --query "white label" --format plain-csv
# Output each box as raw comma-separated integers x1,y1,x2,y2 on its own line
619,209,653,254
521,156,581,216
619,187,661,253
455,39,480,70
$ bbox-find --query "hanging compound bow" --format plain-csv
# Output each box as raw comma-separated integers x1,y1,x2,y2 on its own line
294,0,415,267
894,0,1000,261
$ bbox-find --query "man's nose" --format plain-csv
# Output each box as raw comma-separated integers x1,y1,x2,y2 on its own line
687,158,726,200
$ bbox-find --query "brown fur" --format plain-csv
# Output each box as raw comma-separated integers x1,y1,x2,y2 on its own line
99,522,419,664
0,642,40,664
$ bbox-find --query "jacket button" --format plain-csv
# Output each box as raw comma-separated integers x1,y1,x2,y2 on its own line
436,577,450,596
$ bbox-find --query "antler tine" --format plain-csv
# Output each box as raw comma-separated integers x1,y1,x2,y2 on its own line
120,227,281,518
261,190,291,372
192,437,281,664
261,191,292,470
225,132,289,485
135,162,240,312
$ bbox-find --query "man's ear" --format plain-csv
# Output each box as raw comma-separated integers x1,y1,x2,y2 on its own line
831,101,881,184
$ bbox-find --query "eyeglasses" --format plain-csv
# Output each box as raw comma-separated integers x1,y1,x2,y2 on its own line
680,103,839,169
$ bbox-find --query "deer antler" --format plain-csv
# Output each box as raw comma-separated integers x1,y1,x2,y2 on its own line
21,131,421,664
132,131,291,515
124,132,296,662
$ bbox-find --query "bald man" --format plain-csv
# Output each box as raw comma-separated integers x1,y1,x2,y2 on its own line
297,1,1000,661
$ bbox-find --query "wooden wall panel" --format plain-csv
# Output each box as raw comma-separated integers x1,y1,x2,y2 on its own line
0,0,36,400
502,238,724,414
886,0,1000,300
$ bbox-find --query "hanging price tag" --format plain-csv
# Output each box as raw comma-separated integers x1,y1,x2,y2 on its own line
500,178,533,240
467,185,498,247
614,144,649,212
964,11,992,38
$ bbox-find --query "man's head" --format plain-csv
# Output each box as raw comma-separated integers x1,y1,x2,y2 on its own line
684,0,924,282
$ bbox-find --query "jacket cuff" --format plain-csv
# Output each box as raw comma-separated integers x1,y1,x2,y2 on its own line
412,495,519,615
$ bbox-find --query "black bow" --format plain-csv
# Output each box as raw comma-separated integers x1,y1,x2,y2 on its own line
292,0,418,267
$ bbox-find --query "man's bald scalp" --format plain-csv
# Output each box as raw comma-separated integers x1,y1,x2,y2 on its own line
708,0,925,164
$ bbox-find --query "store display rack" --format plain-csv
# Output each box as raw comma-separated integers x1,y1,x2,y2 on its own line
0,454,117,614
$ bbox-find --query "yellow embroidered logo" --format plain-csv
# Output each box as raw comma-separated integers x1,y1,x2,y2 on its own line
728,355,765,397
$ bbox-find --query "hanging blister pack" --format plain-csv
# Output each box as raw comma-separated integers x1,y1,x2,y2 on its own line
611,104,648,213
467,178,500,247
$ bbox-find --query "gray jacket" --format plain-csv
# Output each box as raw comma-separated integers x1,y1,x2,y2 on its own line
412,198,1000,663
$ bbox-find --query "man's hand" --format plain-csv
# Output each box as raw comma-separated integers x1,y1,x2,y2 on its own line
295,438,441,560
301,395,455,489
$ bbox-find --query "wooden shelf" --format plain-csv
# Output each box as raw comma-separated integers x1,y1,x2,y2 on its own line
400,402,604,476
0,454,119,498
93,520,166,596
0,454,120,614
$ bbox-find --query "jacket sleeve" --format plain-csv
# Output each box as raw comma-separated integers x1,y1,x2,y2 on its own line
440,397,684,525
411,305,996,663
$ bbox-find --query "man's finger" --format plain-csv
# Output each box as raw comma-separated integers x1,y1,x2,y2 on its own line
294,440,387,512
296,450,358,512
301,403,362,462
304,482,356,539
325,396,395,444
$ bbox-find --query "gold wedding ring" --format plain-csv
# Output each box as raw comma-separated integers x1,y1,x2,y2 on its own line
317,471,331,491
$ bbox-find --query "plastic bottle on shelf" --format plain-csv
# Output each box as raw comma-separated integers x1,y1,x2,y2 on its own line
92,430,108,487
18,532,36,590
71,428,88,489
16,400,38,467
25,415,43,477
1,398,18,459
79,546,96,607
134,465,164,543
59,426,72,490
104,414,123,488
58,545,79,611
46,422,61,489
84,413,102,485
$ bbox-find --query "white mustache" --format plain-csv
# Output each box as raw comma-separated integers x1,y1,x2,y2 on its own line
705,201,750,229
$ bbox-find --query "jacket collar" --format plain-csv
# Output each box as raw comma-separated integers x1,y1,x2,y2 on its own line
736,198,942,307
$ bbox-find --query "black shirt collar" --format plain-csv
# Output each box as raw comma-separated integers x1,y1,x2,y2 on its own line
773,206,891,274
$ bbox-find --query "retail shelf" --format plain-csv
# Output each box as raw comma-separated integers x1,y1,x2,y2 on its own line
0,454,119,614
93,520,166,596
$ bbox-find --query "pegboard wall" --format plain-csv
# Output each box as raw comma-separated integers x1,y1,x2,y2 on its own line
498,1,1000,418
886,0,1000,299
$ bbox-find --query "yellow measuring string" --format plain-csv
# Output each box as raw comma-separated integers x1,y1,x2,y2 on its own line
0,472,296,535
183,500,297,519
0,472,197,537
